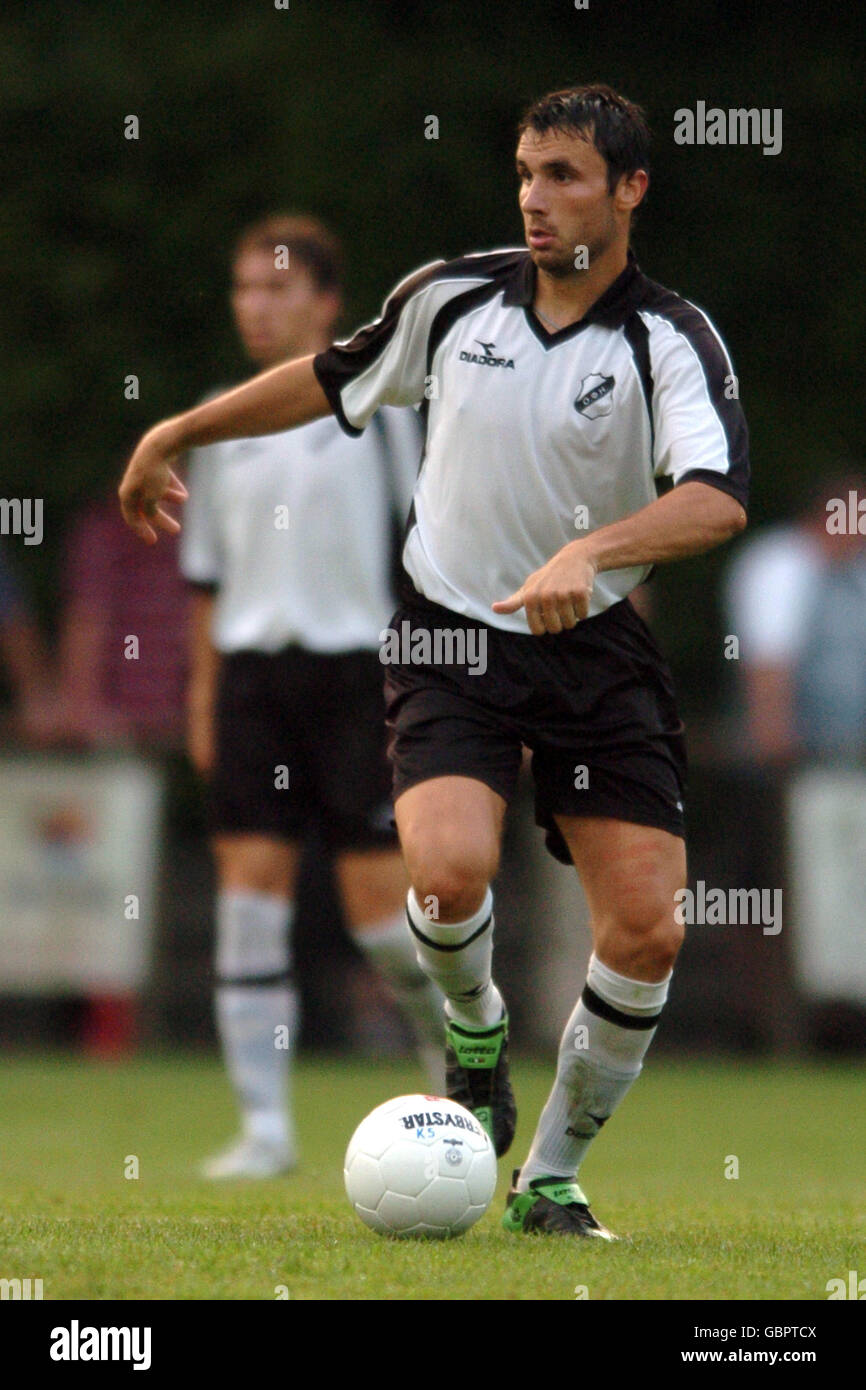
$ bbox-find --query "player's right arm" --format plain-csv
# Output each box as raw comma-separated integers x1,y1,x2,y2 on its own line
119,355,331,544
186,589,221,777
179,434,227,773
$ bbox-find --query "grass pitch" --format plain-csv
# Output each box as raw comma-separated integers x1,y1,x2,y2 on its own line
0,1052,862,1301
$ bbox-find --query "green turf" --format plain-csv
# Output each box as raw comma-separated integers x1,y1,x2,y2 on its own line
0,1053,862,1300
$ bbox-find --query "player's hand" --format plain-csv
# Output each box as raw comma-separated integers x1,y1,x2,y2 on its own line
492,541,598,635
118,422,188,544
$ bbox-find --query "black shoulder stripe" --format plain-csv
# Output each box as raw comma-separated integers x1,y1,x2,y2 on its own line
438,248,528,283
313,252,529,435
426,277,507,377
639,282,750,510
623,311,655,456
313,260,447,434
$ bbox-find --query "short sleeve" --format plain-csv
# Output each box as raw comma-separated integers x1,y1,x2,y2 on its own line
313,260,448,435
645,305,750,509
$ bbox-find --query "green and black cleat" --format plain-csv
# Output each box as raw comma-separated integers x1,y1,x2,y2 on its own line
502,1169,618,1239
445,1015,517,1158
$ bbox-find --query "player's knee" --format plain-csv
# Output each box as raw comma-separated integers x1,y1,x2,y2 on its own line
409,845,496,923
643,916,684,974
596,909,684,978
213,835,295,897
412,872,492,923
403,822,497,922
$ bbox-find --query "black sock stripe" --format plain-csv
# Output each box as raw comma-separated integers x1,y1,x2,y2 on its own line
406,911,492,953
581,983,662,1030
216,969,294,988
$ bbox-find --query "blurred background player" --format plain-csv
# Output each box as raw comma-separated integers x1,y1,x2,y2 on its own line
53,485,190,751
180,214,445,1178
724,471,866,765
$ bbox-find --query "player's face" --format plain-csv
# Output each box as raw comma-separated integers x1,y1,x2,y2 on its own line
231,250,336,367
516,128,622,278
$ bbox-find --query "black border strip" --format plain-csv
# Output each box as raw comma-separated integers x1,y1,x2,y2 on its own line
406,912,492,953
215,969,294,988
581,983,662,1030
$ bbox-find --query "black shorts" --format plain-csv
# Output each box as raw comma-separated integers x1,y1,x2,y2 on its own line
383,589,687,865
210,646,397,851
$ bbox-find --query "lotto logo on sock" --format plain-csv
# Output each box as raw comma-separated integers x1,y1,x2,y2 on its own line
673,881,782,935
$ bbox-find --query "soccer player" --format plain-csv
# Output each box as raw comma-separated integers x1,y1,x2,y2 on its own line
119,86,749,1233
180,214,445,1178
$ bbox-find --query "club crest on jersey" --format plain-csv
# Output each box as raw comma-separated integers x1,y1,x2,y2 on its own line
574,373,615,418
458,338,515,369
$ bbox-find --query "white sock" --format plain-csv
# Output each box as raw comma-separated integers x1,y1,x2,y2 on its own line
353,917,447,1089
352,908,447,1092
518,953,671,1190
405,887,504,1029
214,889,300,1149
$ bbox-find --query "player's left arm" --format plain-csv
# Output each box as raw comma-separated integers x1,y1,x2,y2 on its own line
493,481,745,635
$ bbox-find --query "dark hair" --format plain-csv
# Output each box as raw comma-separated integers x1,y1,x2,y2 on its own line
517,84,650,193
232,213,344,293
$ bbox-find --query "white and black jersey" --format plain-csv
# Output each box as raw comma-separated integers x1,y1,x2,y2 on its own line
180,406,421,654
313,249,749,633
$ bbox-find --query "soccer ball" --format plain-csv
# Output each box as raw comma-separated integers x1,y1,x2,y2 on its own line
344,1094,497,1238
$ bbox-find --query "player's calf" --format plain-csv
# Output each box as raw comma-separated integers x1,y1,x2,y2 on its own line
507,951,672,1226
405,885,516,1156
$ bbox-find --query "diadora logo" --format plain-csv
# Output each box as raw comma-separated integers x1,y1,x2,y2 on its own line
574,373,615,418
458,339,516,369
